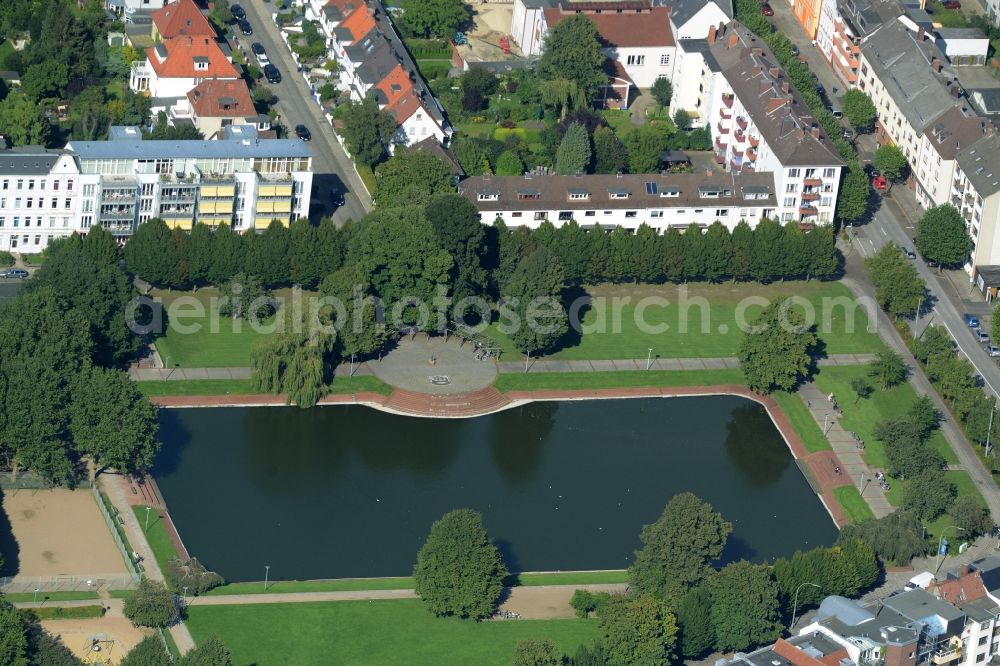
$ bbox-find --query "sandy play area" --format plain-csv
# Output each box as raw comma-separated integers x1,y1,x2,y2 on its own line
498,584,628,619
41,615,151,665
3,489,128,578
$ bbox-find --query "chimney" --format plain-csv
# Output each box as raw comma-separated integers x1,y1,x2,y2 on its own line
811,126,821,139
752,65,764,77
781,81,790,93
708,25,717,44
728,32,739,48
769,66,781,78
961,565,971,577
931,57,942,72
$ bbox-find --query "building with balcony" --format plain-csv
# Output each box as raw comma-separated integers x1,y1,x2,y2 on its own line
699,22,844,224
129,35,239,111
65,125,312,240
458,171,777,232
955,135,1000,279
817,0,901,88
0,147,81,254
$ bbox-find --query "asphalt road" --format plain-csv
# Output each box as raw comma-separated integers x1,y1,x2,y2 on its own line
231,2,372,225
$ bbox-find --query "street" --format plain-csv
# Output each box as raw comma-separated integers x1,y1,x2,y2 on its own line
232,1,372,225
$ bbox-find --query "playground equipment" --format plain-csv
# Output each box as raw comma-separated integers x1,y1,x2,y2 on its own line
81,635,116,665
454,31,468,46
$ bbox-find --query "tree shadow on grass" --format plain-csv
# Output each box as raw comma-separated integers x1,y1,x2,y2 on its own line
0,489,21,576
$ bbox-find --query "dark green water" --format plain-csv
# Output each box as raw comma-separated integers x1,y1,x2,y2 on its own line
153,397,837,582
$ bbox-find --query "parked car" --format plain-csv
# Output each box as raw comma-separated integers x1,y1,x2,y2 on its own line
331,188,345,207
761,2,774,15
295,124,311,141
0,268,27,279
264,64,281,84
791,44,800,57
902,247,916,260
965,313,981,328
987,344,1000,357
942,0,961,8
251,42,268,65
975,328,990,343
231,4,246,20
239,20,253,36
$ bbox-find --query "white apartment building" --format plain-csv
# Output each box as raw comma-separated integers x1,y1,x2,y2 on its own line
956,135,1000,275
0,148,81,253
459,172,777,231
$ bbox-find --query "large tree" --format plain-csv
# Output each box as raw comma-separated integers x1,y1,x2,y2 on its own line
651,77,672,107
70,367,159,477
120,635,169,666
949,495,993,537
346,207,453,326
425,194,489,302
865,244,925,318
244,220,291,287
336,97,398,167
251,305,338,408
593,125,629,175
0,92,51,146
321,264,391,360
122,579,179,628
538,15,606,100
178,635,233,666
401,0,467,38
413,508,508,619
124,218,182,287
737,302,818,393
501,246,568,355
842,90,876,132
599,594,678,666
837,510,928,565
902,470,955,520
187,223,215,287
836,163,870,225
0,601,26,666
709,561,783,652
868,350,907,389
628,492,732,604
555,122,592,175
874,144,908,182
374,150,455,208
676,585,715,660
916,204,973,269
511,640,562,666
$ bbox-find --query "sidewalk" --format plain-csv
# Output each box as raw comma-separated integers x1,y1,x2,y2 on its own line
798,383,894,517
130,353,878,381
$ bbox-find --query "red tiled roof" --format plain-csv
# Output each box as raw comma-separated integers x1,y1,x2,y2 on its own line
152,0,216,39
342,6,376,42
773,639,848,666
187,79,255,118
147,36,239,79
543,7,674,48
931,570,988,605
375,65,413,106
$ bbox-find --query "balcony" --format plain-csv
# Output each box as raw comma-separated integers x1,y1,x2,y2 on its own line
716,121,730,135
736,116,748,131
931,648,961,664
802,191,820,201
746,147,757,161
748,135,760,148
803,177,822,187
729,159,743,172
715,136,728,151
722,94,734,108
714,152,726,165
732,147,744,158
742,164,755,173
719,107,732,120
799,205,818,216
734,130,746,144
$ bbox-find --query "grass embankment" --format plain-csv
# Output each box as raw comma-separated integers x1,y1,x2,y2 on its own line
3,591,100,603
815,366,986,542
495,369,744,392
486,282,883,360
21,606,105,620
186,600,599,666
206,570,627,597
133,506,178,573
773,390,831,453
138,376,393,398
833,486,876,524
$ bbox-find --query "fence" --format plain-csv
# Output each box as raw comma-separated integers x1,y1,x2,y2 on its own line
0,573,136,594
0,471,90,490
90,484,141,585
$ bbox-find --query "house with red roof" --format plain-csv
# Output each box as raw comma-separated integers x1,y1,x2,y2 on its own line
151,0,216,41
170,79,268,139
129,35,240,109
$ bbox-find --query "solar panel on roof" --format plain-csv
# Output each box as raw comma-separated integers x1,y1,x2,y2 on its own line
645,181,658,195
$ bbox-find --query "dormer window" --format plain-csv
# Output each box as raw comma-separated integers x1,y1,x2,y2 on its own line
477,192,499,201
660,187,680,198
194,56,209,71
609,188,630,199
568,188,589,200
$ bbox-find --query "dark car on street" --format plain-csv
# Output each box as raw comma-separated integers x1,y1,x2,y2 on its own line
231,4,246,20
238,20,253,36
264,64,281,84
331,188,345,207
0,268,28,279
295,124,311,141
761,2,774,15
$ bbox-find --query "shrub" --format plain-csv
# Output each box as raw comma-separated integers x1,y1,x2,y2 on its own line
123,579,178,628
0,252,12,267
163,557,225,596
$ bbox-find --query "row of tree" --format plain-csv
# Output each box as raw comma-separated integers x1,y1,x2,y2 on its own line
0,229,160,484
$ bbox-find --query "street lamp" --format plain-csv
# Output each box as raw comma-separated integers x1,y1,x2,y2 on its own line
524,351,531,373
264,565,270,592
144,506,151,532
790,582,821,631
32,588,39,604
936,526,966,571
646,348,654,371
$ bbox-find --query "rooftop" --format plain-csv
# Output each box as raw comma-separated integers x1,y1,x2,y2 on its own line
930,565,989,605
458,171,778,212
669,0,733,30
146,36,239,80
957,134,1000,196
0,147,68,175
187,79,255,118
861,17,961,134
837,0,902,39
543,4,674,48
66,126,313,160
151,0,215,39
923,106,992,160
708,23,844,167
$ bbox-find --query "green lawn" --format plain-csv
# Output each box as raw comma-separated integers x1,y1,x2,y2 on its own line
133,506,178,573
506,571,626,586
927,1,970,27
495,368,744,392
600,110,633,136
3,591,100,603
813,366,958,469
21,606,105,620
487,282,883,360
138,376,393,398
773,391,830,453
833,486,874,524
185,600,599,665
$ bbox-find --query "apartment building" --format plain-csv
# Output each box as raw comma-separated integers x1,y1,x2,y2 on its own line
817,0,901,88
0,148,81,254
701,23,845,224
306,0,450,147
955,135,1000,276
66,126,312,238
458,172,778,231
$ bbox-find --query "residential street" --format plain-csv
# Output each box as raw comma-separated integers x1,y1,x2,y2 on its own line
233,1,372,225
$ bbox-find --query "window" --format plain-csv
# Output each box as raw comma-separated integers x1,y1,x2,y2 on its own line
585,211,596,217
569,192,589,200
23,217,30,227
783,197,795,207
26,199,32,209
823,168,835,178
64,198,71,209
0,217,4,227
67,180,73,191
604,211,612,215
650,210,664,218
12,216,19,227
625,211,637,218
33,235,40,246
609,191,629,199
477,193,499,201
785,184,799,193
805,168,817,178
27,180,34,190
788,168,800,178
1,180,7,190
558,211,572,220
511,212,522,217
51,198,57,209
977,653,986,662
53,180,59,191
694,209,703,214
979,636,989,646
14,198,20,209
83,184,94,196
645,182,658,195
716,209,729,216
660,54,670,66
16,179,22,190
821,197,832,207
533,212,545,220
675,209,686,214
781,212,794,221
626,54,646,66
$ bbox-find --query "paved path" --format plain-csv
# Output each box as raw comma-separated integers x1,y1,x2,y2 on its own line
130,353,877,381
798,382,894,517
